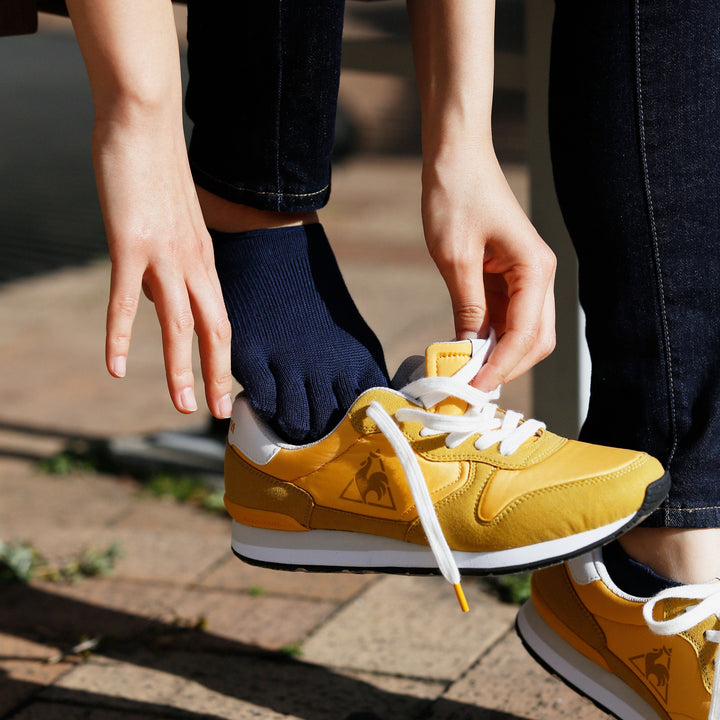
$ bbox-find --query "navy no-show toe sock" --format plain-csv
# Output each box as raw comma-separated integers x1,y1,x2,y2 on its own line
602,540,680,597
211,223,390,444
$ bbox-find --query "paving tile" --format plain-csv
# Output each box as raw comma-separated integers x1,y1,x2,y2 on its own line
106,527,228,584
0,469,136,542
110,498,230,538
0,633,74,717
198,554,379,602
302,576,517,681
0,581,173,647
36,579,189,628
43,650,457,720
428,630,607,720
10,704,171,720
0,524,226,586
174,588,337,650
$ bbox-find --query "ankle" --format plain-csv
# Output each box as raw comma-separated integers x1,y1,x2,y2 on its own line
619,526,720,584
197,186,318,232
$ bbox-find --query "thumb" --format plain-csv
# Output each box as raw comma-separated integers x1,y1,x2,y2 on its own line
447,270,490,342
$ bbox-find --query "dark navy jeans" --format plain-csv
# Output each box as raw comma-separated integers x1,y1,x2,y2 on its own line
185,0,345,212
186,0,720,529
551,0,720,528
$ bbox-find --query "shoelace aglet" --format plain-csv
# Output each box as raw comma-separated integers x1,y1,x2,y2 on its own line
454,583,469,613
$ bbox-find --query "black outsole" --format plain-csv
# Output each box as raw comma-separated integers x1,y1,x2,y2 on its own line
232,471,672,578
515,612,627,720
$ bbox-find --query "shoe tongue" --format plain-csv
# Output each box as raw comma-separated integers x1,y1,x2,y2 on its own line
424,340,474,378
424,340,475,414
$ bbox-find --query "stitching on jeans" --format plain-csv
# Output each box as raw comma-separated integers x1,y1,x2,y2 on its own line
275,0,284,207
663,505,720,511
634,0,678,496
192,165,329,198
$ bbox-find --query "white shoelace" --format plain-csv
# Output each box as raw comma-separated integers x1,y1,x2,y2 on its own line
366,339,545,612
643,583,720,719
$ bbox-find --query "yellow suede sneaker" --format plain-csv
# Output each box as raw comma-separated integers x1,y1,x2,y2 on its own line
516,549,720,719
225,338,669,610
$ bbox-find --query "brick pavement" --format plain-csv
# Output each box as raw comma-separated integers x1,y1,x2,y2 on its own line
0,156,605,719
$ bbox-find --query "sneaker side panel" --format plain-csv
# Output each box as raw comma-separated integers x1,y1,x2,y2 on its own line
225,441,416,541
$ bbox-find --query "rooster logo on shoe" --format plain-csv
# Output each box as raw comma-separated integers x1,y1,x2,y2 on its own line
630,646,672,703
340,450,396,509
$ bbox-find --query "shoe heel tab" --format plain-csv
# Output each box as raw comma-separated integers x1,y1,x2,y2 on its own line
567,549,603,585
229,396,282,466
568,548,648,601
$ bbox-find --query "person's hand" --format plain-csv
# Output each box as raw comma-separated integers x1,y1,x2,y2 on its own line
95,115,233,419
422,148,556,391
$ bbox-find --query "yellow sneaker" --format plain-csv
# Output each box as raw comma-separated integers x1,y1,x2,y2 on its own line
225,338,669,610
517,550,720,719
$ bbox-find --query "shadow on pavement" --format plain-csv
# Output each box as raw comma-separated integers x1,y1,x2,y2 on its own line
0,582,528,720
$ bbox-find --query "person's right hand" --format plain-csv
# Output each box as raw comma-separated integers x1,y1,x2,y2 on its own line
95,115,233,419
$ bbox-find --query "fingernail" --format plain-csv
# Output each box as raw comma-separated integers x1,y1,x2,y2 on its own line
112,356,126,378
180,387,198,413
219,393,233,419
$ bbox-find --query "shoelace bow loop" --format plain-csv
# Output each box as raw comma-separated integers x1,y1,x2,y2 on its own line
644,583,720,719
396,377,544,456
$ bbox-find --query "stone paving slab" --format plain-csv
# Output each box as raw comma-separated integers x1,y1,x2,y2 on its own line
0,469,136,541
197,555,378,603
0,525,227,586
10,706,177,720
173,589,338,651
302,576,517,681
429,630,606,720
41,649,449,720
0,634,75,717
111,499,230,538
0,581,175,649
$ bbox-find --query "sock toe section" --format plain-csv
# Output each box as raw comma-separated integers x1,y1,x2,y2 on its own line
214,223,389,444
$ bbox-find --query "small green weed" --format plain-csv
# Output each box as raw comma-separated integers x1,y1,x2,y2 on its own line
0,540,122,585
146,474,225,515
38,445,98,475
147,474,208,503
279,643,303,658
480,572,533,605
0,540,44,583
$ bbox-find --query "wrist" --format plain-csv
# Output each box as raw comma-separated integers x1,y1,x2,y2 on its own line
92,91,185,142
421,109,494,158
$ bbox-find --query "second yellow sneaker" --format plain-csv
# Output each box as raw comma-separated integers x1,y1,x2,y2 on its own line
224,337,669,607
517,549,720,719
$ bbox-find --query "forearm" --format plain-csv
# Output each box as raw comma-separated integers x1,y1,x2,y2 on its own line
407,0,555,388
66,0,182,124
407,0,495,154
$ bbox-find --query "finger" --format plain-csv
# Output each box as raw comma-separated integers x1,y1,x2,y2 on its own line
435,251,489,341
152,274,198,414
188,273,233,419
502,279,556,383
106,261,142,378
472,266,553,391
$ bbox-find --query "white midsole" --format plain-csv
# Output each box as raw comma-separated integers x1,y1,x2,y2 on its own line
516,600,661,720
230,512,634,571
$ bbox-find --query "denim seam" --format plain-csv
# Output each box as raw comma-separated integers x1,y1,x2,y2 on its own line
634,0,678,508
275,0,284,206
663,505,720,511
192,164,329,198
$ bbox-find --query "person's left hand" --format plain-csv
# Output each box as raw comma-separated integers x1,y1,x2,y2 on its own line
421,147,556,391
